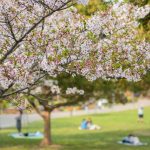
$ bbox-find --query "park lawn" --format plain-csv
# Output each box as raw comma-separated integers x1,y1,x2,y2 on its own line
0,107,150,150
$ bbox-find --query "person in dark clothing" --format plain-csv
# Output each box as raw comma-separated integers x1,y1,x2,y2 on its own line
16,109,23,133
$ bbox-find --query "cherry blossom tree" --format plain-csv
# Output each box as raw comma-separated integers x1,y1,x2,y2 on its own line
0,3,149,100
0,1,149,146
0,0,89,96
22,76,86,145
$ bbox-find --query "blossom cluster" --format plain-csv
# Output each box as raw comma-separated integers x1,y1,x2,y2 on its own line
66,87,84,95
32,79,84,96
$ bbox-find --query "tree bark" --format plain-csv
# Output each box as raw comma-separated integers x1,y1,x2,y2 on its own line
41,110,52,146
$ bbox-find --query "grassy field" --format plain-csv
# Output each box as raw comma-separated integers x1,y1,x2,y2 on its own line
0,107,150,150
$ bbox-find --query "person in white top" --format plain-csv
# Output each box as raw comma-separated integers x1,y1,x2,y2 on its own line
138,107,144,122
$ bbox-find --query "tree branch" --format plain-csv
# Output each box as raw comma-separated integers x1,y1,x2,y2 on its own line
0,0,72,63
0,74,47,99
28,99,43,117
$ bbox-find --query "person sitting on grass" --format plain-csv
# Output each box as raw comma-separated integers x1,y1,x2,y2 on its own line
87,118,92,128
79,118,88,130
79,118,101,130
87,118,101,130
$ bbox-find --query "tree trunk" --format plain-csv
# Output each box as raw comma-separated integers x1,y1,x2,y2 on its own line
41,110,52,146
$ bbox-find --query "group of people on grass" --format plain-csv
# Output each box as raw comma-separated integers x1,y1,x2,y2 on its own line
78,107,144,131
79,118,101,130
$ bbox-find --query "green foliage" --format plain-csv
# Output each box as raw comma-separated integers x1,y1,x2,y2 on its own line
76,0,108,16
128,0,150,6
56,73,128,104
62,49,69,57
128,71,150,94
87,31,98,42
0,100,9,110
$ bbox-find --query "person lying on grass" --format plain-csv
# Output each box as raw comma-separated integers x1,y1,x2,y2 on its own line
122,134,140,145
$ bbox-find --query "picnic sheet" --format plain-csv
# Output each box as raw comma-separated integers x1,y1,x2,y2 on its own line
9,132,43,139
118,141,148,146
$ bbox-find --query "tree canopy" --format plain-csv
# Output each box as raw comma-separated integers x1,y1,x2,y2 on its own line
0,2,149,101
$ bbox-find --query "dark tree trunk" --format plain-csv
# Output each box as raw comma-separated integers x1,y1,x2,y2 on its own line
41,110,52,146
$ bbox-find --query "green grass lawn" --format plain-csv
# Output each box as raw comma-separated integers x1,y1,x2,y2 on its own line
0,107,150,150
